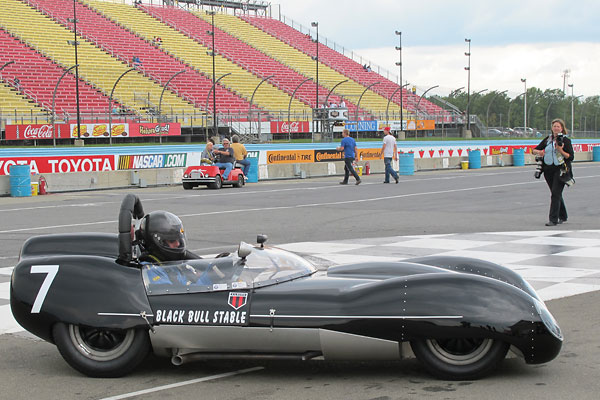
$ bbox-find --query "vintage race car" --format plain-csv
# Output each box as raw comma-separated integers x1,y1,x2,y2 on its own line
182,161,245,190
10,195,562,380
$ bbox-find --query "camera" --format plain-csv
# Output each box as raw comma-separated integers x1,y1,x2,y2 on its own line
534,155,543,179
556,134,564,146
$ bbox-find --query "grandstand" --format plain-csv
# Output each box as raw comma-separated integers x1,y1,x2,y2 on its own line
0,0,447,141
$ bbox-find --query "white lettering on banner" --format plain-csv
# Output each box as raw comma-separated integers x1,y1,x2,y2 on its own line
24,125,54,139
0,160,40,175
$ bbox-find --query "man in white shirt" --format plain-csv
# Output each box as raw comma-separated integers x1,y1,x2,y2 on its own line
381,127,399,184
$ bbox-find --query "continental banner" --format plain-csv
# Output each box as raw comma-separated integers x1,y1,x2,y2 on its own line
357,148,382,160
314,149,343,162
266,150,314,164
118,153,187,170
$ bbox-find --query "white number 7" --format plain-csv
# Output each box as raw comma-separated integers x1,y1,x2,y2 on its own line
30,265,59,314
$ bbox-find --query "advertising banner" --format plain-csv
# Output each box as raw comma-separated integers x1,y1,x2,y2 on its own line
4,124,70,140
314,149,344,162
129,122,181,137
70,123,130,138
357,148,383,160
117,153,187,170
266,150,314,164
327,108,348,121
406,120,435,130
0,155,116,176
270,121,310,134
344,120,378,132
377,120,406,131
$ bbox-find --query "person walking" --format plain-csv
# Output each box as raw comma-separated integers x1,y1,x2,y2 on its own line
381,127,399,184
532,118,574,226
336,129,361,185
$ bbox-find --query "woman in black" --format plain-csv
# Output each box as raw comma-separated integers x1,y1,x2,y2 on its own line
532,118,574,226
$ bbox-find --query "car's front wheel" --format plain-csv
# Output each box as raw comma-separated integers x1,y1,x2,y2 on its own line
410,337,509,380
234,175,244,188
53,323,150,378
182,182,194,190
210,175,222,189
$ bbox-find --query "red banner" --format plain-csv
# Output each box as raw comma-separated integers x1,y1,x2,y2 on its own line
270,121,310,134
4,124,70,140
129,122,181,137
0,155,116,176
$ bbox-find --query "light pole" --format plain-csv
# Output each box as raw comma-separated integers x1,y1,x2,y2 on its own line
449,86,464,98
69,0,82,142
464,38,471,131
568,83,574,133
415,85,439,139
521,78,527,128
108,68,136,145
395,30,403,132
52,64,78,147
207,10,218,139
486,89,507,132
311,21,319,135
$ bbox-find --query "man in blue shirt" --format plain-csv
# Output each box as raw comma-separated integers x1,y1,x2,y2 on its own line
336,129,361,185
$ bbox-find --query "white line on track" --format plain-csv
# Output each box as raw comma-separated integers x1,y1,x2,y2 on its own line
99,366,263,400
0,174,598,234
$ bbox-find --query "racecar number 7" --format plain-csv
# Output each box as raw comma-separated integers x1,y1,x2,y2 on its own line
30,265,59,314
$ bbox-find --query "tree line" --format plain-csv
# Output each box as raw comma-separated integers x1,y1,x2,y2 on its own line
431,89,600,132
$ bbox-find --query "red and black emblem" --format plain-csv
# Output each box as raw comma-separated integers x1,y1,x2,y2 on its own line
228,292,248,310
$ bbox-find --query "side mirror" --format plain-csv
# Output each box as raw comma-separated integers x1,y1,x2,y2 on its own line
237,241,253,259
257,234,268,248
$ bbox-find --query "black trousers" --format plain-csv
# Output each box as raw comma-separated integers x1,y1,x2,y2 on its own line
343,157,360,183
543,164,568,223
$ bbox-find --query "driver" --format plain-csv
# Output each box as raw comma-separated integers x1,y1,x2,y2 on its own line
136,211,210,285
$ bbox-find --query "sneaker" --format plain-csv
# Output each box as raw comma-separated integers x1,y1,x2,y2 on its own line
355,180,361,185
383,181,390,184
395,177,399,184
558,219,566,224
545,221,557,226
339,182,348,185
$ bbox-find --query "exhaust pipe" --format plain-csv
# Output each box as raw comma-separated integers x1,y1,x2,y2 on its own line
171,351,322,366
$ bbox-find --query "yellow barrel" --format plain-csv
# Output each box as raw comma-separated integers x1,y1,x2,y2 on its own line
461,161,469,170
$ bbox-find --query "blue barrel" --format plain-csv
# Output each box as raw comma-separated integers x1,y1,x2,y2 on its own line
593,146,600,162
245,157,259,183
398,153,414,175
468,149,481,169
9,164,32,197
513,148,525,166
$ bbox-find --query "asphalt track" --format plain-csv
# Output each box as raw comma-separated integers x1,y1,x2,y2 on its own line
1,163,599,399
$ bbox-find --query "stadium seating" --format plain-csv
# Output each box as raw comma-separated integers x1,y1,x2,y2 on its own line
0,26,117,117
243,15,442,115
84,0,310,116
0,0,196,118
28,0,256,116
0,81,47,122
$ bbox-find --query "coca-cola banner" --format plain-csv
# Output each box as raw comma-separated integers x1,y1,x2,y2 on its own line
129,123,181,137
4,124,70,140
0,155,116,176
270,121,310,134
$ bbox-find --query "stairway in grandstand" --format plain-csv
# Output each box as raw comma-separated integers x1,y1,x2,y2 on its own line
144,5,366,117
84,0,310,116
0,0,197,119
242,15,443,116
0,81,47,122
0,26,120,118
28,0,257,116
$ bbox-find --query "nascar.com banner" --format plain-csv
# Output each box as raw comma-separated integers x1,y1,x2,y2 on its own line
118,153,187,170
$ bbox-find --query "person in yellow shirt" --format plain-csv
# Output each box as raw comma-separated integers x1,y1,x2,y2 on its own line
231,135,251,176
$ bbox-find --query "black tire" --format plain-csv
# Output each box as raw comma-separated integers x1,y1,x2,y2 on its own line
182,182,194,190
53,323,150,378
410,337,509,380
209,175,222,190
234,175,244,188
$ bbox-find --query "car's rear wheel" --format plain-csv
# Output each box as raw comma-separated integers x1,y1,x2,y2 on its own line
209,175,222,189
410,337,509,380
53,323,150,378
182,182,194,190
234,175,244,188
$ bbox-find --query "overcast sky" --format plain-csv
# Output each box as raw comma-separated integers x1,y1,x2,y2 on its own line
270,0,600,98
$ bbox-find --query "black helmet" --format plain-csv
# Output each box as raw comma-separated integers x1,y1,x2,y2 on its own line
138,211,186,261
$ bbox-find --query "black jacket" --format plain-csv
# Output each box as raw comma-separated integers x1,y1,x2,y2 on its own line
535,135,574,167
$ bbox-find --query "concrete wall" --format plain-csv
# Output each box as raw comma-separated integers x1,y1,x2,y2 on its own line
0,151,595,196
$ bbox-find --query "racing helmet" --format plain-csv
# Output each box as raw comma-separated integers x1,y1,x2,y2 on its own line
138,211,187,261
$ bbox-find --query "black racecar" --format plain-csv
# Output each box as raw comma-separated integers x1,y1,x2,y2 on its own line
10,195,562,380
